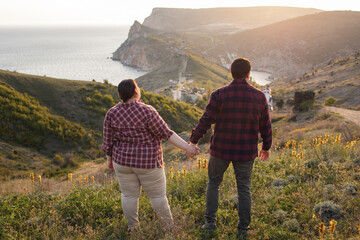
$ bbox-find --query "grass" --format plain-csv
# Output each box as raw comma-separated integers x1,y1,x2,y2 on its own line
1,136,359,239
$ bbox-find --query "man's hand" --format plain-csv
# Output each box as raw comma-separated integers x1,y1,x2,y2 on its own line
107,155,114,170
186,143,200,158
259,149,270,161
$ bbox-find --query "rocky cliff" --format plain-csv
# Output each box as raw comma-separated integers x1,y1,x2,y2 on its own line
112,21,184,71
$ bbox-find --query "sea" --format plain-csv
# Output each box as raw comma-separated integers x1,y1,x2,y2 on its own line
0,25,270,86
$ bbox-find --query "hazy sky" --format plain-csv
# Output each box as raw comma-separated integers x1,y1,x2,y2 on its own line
1,0,360,26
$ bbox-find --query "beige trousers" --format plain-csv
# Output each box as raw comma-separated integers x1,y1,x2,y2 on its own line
113,162,173,230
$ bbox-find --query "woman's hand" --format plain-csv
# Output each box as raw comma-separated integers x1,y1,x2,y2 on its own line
107,155,114,170
186,143,200,158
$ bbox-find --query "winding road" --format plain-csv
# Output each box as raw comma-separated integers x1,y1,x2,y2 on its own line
324,106,360,126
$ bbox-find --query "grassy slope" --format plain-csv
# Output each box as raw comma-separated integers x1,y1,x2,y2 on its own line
0,70,203,177
0,136,359,239
271,53,360,110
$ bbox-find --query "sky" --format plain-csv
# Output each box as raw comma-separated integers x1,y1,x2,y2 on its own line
1,0,360,26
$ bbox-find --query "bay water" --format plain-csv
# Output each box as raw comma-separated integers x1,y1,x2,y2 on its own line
0,25,270,86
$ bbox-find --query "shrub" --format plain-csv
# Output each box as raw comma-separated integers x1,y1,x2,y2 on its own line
286,175,299,183
272,179,288,187
293,91,315,112
276,99,284,109
342,183,357,196
314,201,342,220
283,219,300,232
53,154,65,166
324,97,337,106
272,209,288,223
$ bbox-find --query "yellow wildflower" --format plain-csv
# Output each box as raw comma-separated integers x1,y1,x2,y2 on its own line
197,158,202,170
313,138,317,147
329,219,337,235
37,174,42,185
91,176,95,183
319,222,326,238
203,158,208,169
292,151,296,157
68,173,73,182
30,173,34,185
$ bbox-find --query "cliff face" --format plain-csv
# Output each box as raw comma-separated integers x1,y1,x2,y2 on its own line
112,21,183,71
112,21,151,70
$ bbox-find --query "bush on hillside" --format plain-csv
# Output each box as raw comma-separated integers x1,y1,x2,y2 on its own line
324,97,337,106
293,91,315,112
314,201,342,220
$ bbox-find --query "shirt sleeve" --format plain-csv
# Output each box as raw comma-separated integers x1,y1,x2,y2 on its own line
102,110,113,156
259,98,272,150
147,106,174,140
190,91,219,144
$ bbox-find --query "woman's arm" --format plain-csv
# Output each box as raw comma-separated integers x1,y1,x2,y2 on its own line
167,133,199,158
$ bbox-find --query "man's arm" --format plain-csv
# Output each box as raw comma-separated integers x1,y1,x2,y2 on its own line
190,91,219,144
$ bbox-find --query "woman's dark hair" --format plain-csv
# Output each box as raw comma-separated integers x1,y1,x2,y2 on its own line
230,57,251,79
118,79,137,102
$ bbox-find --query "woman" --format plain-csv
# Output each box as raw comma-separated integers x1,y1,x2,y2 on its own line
102,79,198,231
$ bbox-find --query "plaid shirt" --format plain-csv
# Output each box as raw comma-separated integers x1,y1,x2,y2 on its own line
102,100,174,168
190,78,272,161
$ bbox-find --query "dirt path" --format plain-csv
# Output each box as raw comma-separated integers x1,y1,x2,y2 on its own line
324,106,360,126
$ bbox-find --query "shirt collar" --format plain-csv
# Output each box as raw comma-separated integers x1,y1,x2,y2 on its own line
231,78,248,85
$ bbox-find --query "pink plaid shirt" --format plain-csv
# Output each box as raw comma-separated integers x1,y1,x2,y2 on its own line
102,100,174,168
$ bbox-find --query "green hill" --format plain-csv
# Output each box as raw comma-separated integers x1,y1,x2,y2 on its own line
0,81,88,147
0,70,203,178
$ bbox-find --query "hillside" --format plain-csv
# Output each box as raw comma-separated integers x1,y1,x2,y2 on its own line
143,7,322,33
114,10,360,83
135,52,232,93
0,70,203,178
271,53,360,109
210,11,360,79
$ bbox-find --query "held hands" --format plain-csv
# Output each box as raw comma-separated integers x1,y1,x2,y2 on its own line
259,149,270,161
186,142,200,158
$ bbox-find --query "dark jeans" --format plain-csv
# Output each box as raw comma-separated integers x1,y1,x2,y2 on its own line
205,155,254,230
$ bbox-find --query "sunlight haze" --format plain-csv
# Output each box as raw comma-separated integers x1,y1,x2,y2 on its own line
1,0,360,26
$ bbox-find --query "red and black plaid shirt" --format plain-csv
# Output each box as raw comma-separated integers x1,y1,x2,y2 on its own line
190,78,272,161
102,100,174,168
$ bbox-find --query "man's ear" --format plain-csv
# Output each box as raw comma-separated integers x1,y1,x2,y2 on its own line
246,72,250,79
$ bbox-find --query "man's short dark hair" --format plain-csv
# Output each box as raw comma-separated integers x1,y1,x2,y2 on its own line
231,58,251,79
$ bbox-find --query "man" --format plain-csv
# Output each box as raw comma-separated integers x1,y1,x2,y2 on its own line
190,58,272,237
